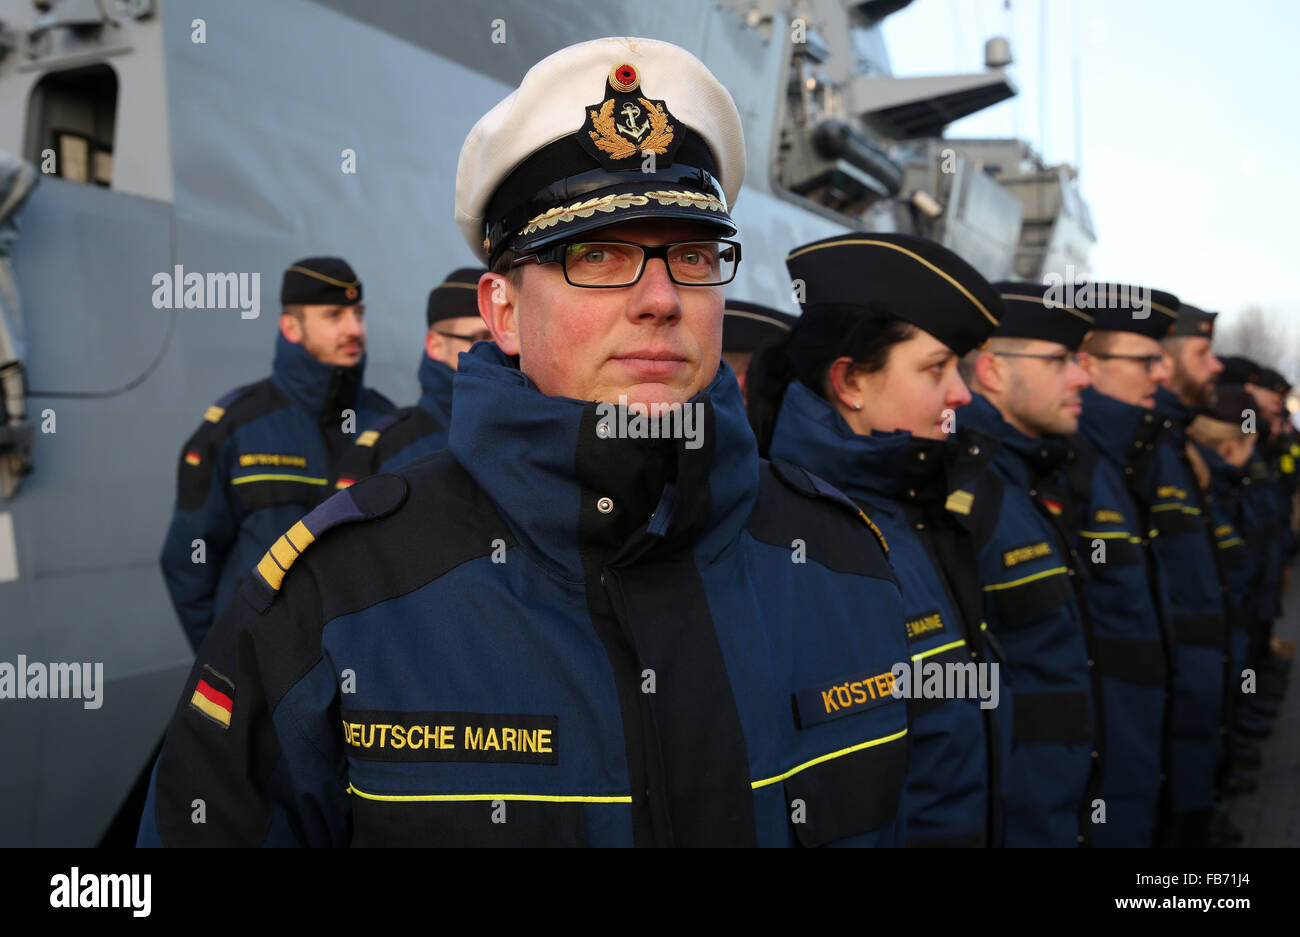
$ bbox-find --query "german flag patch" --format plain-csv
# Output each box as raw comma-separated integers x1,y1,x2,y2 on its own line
184,451,202,466
189,672,234,728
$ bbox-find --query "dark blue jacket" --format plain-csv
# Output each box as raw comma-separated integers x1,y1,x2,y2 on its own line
139,345,911,847
1145,387,1226,815
769,381,1008,847
1241,448,1285,628
333,353,455,489
955,393,1097,847
1194,442,1254,683
1072,387,1169,847
159,334,395,650
1275,435,1300,562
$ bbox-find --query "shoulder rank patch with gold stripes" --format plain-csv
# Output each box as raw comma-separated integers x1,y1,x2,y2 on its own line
945,489,974,516
858,508,889,555
248,474,409,603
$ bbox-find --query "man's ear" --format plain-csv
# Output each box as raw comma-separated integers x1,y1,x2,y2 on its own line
478,272,519,356
425,328,445,363
1076,350,1099,382
973,349,1002,394
280,313,303,344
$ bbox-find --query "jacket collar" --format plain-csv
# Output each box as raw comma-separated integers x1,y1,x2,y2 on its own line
417,354,455,428
1077,386,1155,463
959,392,1072,485
448,343,757,581
1193,440,1247,494
1154,385,1192,440
271,332,364,418
767,380,947,505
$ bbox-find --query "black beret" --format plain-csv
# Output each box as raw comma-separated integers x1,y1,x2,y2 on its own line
991,280,1094,350
1256,366,1291,394
281,256,362,306
427,267,487,327
1065,283,1179,340
1217,355,1262,386
784,233,1000,357
1203,384,1259,425
1169,301,1217,338
723,300,797,353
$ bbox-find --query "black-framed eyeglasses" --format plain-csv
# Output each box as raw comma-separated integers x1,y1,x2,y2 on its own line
510,239,742,288
1089,352,1166,373
435,329,492,343
993,351,1081,367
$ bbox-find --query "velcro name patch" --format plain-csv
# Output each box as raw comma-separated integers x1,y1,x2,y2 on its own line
341,710,558,765
905,609,946,640
794,670,900,728
1002,541,1053,568
238,453,308,468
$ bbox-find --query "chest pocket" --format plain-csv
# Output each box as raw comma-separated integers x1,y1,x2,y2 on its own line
984,563,1075,630
778,727,908,847
230,457,330,512
1215,528,1248,570
1149,501,1203,536
348,791,588,847
1078,529,1144,568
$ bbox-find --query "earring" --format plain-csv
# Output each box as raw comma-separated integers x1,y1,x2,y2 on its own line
854,402,862,410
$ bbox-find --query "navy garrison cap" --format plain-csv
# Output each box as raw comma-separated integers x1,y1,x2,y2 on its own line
1217,355,1261,386
1256,366,1291,394
1068,283,1179,340
784,233,1000,356
427,267,487,327
281,257,362,306
723,300,797,353
457,38,745,267
1202,384,1259,424
991,280,1094,349
1169,301,1217,338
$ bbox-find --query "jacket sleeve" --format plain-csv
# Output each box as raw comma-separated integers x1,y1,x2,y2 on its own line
159,427,241,651
137,563,350,847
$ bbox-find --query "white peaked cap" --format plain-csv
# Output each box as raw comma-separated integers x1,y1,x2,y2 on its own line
455,37,746,264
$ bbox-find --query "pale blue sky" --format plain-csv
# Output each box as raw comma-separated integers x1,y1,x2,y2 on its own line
883,0,1300,330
